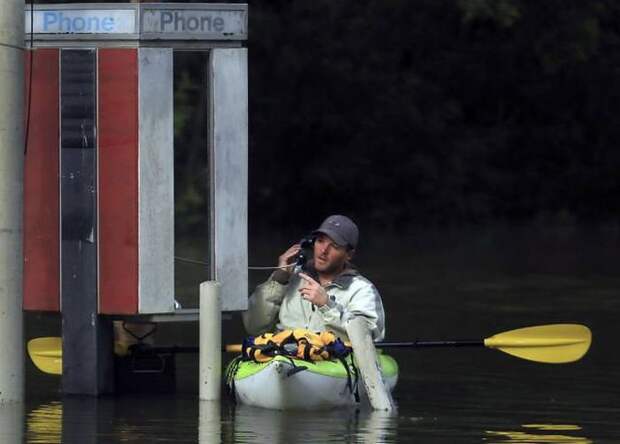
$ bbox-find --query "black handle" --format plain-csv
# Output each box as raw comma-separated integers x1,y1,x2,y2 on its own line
375,340,484,348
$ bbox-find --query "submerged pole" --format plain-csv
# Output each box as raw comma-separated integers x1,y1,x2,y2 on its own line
0,403,24,443
199,400,221,443
346,317,394,411
199,281,222,401
0,0,25,403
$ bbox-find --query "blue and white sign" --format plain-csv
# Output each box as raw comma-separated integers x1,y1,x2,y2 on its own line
141,9,246,37
24,4,248,42
26,9,136,35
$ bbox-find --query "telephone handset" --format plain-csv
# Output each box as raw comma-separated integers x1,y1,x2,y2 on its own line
293,235,315,273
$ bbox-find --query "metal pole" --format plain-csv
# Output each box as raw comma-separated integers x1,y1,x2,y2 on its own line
0,0,25,403
346,317,394,411
199,281,221,401
0,403,24,443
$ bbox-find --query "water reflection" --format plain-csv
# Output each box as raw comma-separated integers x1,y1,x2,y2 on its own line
26,396,198,443
26,398,400,443
26,402,60,444
486,423,592,443
230,405,397,443
354,410,397,444
199,400,221,443
61,397,103,444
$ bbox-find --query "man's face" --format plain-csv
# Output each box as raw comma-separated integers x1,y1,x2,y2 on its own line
313,233,353,275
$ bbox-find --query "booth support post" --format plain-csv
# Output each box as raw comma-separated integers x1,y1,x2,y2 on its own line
60,49,114,396
199,281,221,401
0,0,25,403
208,48,248,311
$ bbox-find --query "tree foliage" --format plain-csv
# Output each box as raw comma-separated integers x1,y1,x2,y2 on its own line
244,0,619,231
34,0,620,233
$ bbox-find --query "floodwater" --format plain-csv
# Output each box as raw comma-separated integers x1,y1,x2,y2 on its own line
7,225,620,443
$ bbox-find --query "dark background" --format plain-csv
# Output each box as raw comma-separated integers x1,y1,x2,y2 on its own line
249,0,619,230
36,0,620,239
188,0,619,239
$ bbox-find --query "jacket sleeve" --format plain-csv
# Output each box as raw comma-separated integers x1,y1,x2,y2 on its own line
241,275,289,335
317,282,386,341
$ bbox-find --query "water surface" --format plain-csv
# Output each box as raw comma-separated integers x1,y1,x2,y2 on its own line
15,226,620,442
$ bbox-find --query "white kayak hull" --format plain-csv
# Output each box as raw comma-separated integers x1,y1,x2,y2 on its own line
229,355,398,410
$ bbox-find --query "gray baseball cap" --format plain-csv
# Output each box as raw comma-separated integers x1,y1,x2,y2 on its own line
313,215,359,249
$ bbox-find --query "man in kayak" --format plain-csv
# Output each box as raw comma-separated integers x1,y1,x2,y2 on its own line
243,215,385,342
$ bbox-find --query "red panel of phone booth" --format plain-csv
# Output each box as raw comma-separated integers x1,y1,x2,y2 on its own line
23,49,60,312
98,49,139,314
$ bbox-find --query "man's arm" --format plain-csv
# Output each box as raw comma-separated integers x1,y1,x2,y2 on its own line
242,244,300,335
241,273,289,335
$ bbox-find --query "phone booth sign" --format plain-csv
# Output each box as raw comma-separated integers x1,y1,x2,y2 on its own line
23,3,248,318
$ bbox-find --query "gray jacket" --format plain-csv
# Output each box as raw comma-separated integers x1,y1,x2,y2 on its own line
242,268,385,341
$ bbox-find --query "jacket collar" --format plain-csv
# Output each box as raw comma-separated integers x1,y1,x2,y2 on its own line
326,267,358,289
304,263,359,289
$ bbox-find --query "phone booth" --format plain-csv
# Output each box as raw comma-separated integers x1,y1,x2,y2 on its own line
23,3,248,394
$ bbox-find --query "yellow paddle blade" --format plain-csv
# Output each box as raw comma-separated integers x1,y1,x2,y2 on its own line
27,337,62,375
27,337,133,376
484,324,592,364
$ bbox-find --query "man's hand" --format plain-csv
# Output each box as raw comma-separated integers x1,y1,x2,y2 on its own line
278,244,301,271
298,273,329,307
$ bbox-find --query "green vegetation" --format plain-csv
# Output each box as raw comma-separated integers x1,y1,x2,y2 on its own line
243,0,619,231
35,0,620,233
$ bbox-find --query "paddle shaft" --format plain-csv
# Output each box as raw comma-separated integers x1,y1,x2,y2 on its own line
377,340,484,348
139,340,485,355
132,345,198,355
27,324,592,376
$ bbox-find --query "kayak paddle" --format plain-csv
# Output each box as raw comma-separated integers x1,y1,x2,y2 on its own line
27,338,198,376
27,324,591,376
225,324,592,364
27,337,62,376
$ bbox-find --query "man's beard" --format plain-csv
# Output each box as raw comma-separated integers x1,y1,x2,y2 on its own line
312,256,346,276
